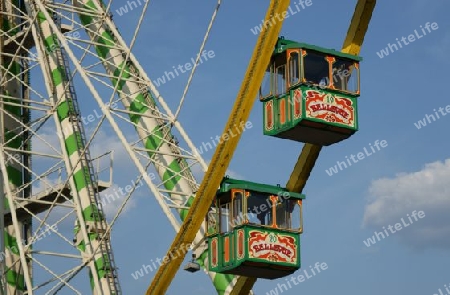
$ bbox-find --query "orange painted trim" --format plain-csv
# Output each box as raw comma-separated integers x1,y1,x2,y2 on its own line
298,200,303,234
224,236,229,263
265,101,274,130
286,49,301,88
280,98,286,125
237,230,244,259
270,195,278,228
211,238,218,267
326,56,336,89
355,62,360,94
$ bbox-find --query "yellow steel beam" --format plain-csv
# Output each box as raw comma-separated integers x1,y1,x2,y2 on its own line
230,1,376,294
342,0,377,55
230,147,321,295
145,1,292,294
229,277,257,295
287,0,376,194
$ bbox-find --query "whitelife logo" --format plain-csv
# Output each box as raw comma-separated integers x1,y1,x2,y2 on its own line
265,262,328,295
363,210,425,247
376,22,439,58
325,140,388,176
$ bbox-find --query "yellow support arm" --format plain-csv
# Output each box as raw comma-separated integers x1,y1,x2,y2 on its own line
342,0,377,55
145,1,292,294
230,1,376,294
287,0,376,193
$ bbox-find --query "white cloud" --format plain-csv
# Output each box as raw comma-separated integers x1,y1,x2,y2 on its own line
32,125,62,156
224,168,245,180
29,123,250,221
29,124,142,218
362,158,450,250
98,183,138,219
32,176,63,195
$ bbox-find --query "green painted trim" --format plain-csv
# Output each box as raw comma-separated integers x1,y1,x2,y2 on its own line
73,167,90,192
129,94,149,124
96,31,115,59
6,166,22,187
162,159,182,191
3,60,21,75
179,196,194,221
94,254,111,278
37,11,47,23
5,130,22,149
78,0,97,26
44,35,57,53
4,231,19,254
112,61,130,91
51,66,66,87
83,205,105,222
57,101,70,121
274,37,363,61
64,133,81,156
2,4,31,293
208,225,301,276
143,126,163,156
6,269,25,290
76,3,243,293
77,240,86,252
218,177,305,199
3,96,22,117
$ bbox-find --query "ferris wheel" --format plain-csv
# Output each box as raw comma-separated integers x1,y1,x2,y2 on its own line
0,0,376,294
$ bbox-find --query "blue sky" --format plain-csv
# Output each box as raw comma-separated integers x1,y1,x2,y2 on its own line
45,0,450,294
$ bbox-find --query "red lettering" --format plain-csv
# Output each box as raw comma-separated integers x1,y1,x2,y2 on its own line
311,104,320,112
251,243,293,257
309,103,349,119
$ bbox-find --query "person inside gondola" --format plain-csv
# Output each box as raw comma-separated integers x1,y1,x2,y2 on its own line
257,211,267,225
303,51,329,86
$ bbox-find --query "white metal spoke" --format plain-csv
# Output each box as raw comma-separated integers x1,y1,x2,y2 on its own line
0,0,231,293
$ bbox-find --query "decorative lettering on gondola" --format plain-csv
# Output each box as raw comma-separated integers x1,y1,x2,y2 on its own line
253,243,292,256
305,90,355,127
310,103,349,119
248,230,297,264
